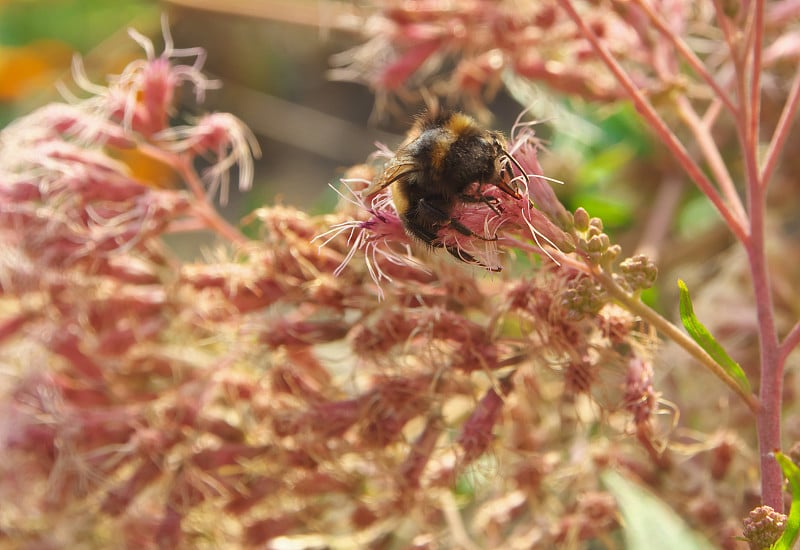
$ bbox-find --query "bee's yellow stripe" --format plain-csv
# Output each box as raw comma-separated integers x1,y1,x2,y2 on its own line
391,182,410,217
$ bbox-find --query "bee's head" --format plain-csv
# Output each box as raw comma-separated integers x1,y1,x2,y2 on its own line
481,131,505,157
486,132,524,200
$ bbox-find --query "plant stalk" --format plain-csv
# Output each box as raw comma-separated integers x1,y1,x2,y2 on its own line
594,269,760,413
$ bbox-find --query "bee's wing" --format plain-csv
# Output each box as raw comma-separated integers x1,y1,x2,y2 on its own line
363,157,419,197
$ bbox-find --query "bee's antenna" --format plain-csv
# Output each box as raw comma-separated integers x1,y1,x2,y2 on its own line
503,151,527,181
498,149,528,199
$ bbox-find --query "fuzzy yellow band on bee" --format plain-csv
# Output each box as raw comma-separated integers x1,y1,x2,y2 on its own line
429,112,477,174
445,112,480,135
390,182,410,217
429,129,457,174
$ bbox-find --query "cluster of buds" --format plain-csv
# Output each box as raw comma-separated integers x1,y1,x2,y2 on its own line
619,254,659,292
572,207,622,266
742,506,787,549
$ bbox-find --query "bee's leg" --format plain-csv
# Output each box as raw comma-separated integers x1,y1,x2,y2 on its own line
447,217,497,242
409,199,501,271
415,197,498,250
481,195,502,216
401,199,447,248
416,197,484,238
404,222,440,248
444,245,502,272
415,196,497,241
459,191,502,215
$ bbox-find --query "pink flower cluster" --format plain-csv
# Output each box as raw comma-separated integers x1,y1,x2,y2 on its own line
331,0,692,112
0,17,665,550
318,122,575,291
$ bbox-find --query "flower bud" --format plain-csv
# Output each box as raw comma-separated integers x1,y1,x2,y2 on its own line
742,506,787,549
620,254,658,291
573,207,590,232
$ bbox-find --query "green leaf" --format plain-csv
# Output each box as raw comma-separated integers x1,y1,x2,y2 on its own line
0,0,155,51
772,452,800,550
602,470,715,550
677,279,751,392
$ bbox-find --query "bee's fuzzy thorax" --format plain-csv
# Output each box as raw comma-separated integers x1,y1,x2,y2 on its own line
443,112,480,136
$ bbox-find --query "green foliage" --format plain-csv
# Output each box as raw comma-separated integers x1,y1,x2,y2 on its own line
772,452,800,550
677,279,751,393
0,0,154,51
677,194,720,237
552,102,652,158
550,103,653,230
602,470,715,550
570,190,633,228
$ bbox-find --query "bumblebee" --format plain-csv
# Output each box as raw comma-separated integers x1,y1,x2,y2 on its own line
366,110,524,269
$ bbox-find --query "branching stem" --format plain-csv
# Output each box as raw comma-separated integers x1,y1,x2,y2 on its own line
593,267,760,413
559,0,795,508
761,65,800,188
630,0,738,116
556,0,749,243
674,95,747,223
137,143,249,245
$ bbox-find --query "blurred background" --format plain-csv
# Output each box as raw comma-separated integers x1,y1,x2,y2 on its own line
0,0,388,217
0,0,569,218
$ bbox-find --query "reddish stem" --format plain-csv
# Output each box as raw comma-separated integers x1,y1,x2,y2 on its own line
747,178,783,510
138,143,249,245
633,176,684,262
630,0,738,116
674,95,747,223
562,0,789,510
556,0,749,243
174,154,249,245
702,97,723,127
735,0,785,511
749,1,765,162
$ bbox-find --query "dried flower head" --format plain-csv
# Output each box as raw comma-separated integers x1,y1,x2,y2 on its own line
742,506,787,549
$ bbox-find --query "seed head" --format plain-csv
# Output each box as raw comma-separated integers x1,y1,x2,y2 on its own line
742,506,787,549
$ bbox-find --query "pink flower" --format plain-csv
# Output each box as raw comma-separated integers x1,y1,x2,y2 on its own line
315,181,425,297
156,112,261,205
318,119,574,290
71,15,219,137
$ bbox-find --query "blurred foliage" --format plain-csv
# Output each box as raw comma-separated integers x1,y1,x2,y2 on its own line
548,102,653,231
677,193,721,237
0,0,151,50
603,470,715,550
0,0,155,124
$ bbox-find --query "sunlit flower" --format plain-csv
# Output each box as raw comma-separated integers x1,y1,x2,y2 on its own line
72,15,220,137
156,112,261,205
314,180,426,296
